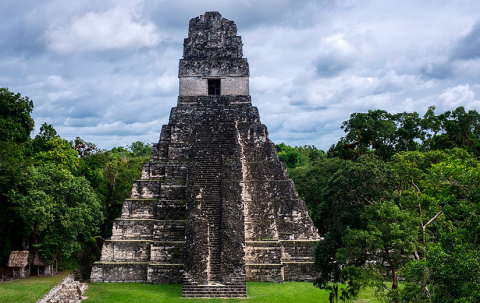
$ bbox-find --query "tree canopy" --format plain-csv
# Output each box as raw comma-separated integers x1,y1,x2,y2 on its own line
0,87,34,143
279,106,480,302
328,106,480,160
8,164,103,263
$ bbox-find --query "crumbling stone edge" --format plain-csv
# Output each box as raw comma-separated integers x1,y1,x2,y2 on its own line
36,274,88,303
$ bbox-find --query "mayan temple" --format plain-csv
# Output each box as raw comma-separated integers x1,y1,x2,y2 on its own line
91,12,320,298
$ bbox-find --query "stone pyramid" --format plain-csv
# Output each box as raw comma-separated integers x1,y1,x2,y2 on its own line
91,12,320,298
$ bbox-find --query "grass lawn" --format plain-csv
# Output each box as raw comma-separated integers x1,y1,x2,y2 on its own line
0,271,68,303
0,274,378,303
85,282,338,303
352,287,378,302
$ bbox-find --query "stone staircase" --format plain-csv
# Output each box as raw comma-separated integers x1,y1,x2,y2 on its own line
182,102,247,297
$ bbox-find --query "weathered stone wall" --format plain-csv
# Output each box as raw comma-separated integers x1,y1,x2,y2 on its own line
150,241,184,263
179,77,248,96
245,241,282,264
281,240,317,262
155,200,185,220
131,181,161,198
159,184,186,199
222,77,249,95
152,220,185,241
100,240,151,262
183,12,242,59
244,239,319,282
111,219,154,240
121,199,156,219
91,263,148,282
148,264,183,284
179,59,249,77
283,262,318,282
246,264,284,283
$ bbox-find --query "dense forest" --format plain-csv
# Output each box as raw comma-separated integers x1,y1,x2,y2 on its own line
279,107,480,302
0,88,152,278
1,87,479,302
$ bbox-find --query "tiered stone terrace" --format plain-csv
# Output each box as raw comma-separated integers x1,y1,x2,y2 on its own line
91,12,320,298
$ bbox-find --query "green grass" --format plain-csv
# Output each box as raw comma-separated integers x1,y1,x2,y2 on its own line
0,275,378,303
352,287,378,302
85,282,337,303
0,271,69,303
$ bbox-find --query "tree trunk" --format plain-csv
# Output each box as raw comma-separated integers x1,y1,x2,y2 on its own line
392,266,398,289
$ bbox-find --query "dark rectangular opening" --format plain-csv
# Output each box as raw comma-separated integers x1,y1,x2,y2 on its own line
208,79,221,96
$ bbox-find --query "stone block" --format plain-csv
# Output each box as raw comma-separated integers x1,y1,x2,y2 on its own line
90,262,148,282
179,58,249,77
111,219,154,240
131,181,161,198
100,240,151,262
159,184,186,199
148,264,184,284
152,220,185,241
245,241,282,264
155,200,186,220
280,240,318,262
121,199,157,219
245,161,288,180
246,264,284,282
150,241,184,263
283,262,318,282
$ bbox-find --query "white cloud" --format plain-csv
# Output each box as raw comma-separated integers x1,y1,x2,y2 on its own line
439,84,479,109
3,0,480,150
314,34,358,77
46,6,161,53
250,76,293,95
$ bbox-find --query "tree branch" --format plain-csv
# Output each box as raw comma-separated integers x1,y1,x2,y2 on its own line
423,211,443,232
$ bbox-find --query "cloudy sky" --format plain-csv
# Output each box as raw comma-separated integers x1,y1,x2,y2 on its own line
2,0,480,150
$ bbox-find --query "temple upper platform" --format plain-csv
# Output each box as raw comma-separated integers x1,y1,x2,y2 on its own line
179,12,249,97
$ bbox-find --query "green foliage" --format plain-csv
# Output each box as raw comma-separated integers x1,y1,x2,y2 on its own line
309,148,480,302
338,200,420,295
394,153,480,302
77,143,150,237
26,123,80,172
0,88,35,266
129,141,152,157
0,87,34,143
328,106,480,160
288,157,344,234
276,143,325,168
31,122,60,152
8,164,103,263
314,154,395,289
73,137,99,158
401,240,480,303
34,137,80,171
313,105,480,301
328,110,424,160
425,106,480,155
277,143,309,168
0,88,153,271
